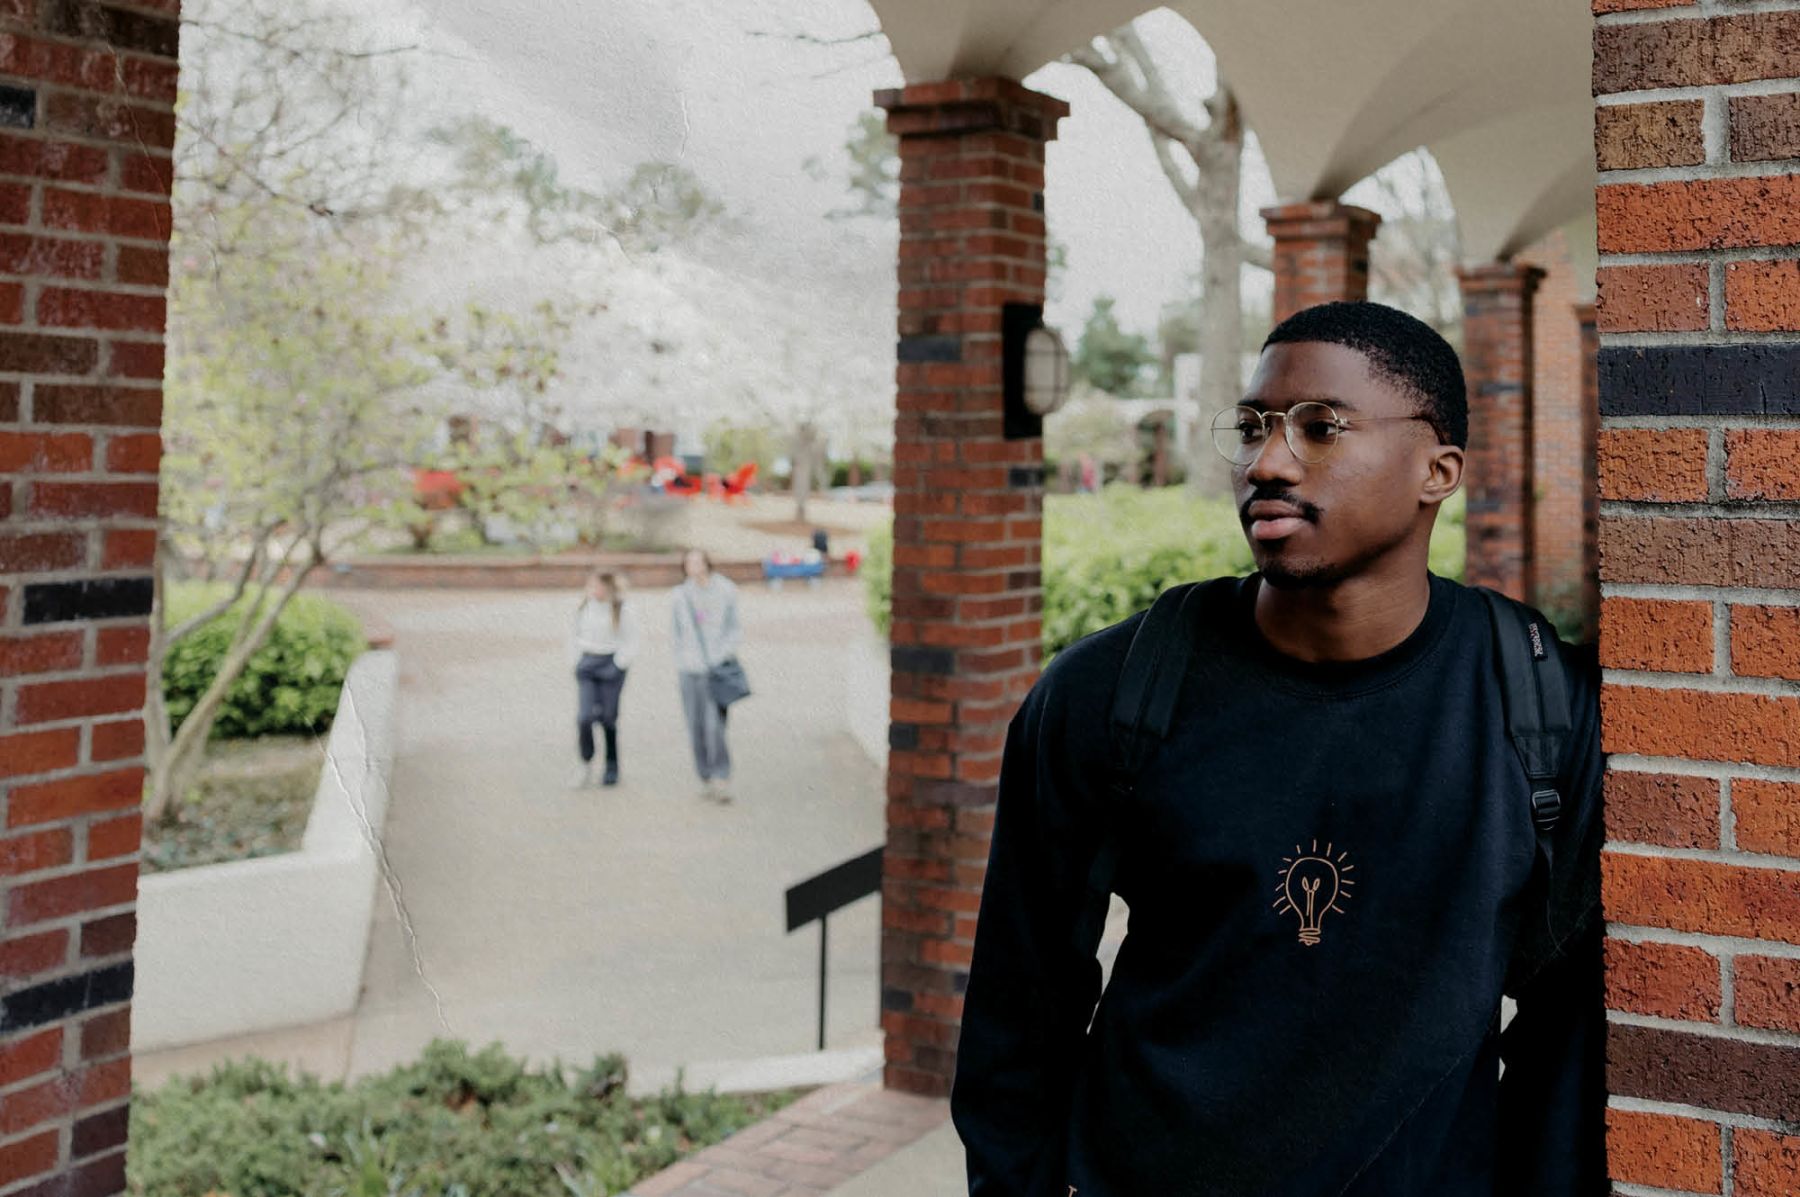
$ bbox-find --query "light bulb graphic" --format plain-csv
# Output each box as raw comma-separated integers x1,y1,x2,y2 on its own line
1274,841,1354,946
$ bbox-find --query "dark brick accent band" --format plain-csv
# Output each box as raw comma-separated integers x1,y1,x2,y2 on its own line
897,335,962,363
1599,344,1800,417
1608,1022,1800,1122
0,84,34,130
1601,517,1800,588
8,1149,127,1197
42,1,181,58
888,723,919,750
71,1107,129,1159
1595,11,1800,95
0,962,133,1034
890,645,956,676
1007,465,1046,489
22,577,153,625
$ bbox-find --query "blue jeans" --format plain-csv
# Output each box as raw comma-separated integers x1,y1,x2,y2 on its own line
576,654,626,763
678,671,730,781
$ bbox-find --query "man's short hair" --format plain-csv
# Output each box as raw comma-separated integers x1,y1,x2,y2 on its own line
1263,301,1467,449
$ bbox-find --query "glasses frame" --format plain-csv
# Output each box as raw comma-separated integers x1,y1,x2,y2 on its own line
1210,402,1440,466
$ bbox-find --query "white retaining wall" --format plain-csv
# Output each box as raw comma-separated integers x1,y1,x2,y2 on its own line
132,650,400,1052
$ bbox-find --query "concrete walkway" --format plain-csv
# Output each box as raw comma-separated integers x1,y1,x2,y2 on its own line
138,579,888,1095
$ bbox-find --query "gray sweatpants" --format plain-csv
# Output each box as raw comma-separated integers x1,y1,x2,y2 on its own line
678,671,731,781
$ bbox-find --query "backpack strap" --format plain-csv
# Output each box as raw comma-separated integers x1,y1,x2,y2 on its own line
1476,588,1573,838
1070,581,1209,961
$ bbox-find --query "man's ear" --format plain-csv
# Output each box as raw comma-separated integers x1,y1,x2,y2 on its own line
1421,444,1463,507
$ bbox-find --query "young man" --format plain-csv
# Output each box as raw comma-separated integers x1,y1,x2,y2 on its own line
951,302,1605,1196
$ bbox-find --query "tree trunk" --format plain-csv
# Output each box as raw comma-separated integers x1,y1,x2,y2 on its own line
144,557,318,823
790,424,821,525
144,547,172,799
1188,145,1247,501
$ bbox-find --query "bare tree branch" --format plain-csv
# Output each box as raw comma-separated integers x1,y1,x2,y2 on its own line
1066,38,1206,148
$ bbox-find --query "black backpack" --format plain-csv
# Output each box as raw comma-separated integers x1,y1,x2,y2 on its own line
1073,578,1576,972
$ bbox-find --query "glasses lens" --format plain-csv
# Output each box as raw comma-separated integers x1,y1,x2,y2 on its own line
1212,407,1266,464
1285,402,1341,464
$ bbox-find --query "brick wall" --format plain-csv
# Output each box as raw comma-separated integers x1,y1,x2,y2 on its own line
1516,230,1598,634
1458,262,1543,601
1593,2,1800,1192
873,78,1065,1098
0,2,178,1194
1260,201,1381,324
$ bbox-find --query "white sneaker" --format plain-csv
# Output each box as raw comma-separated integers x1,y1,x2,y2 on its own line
711,779,734,804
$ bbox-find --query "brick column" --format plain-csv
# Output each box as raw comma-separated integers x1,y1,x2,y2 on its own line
873,78,1066,1098
0,3,180,1194
1594,5,1800,1193
1458,262,1544,601
1260,201,1382,323
1575,302,1599,632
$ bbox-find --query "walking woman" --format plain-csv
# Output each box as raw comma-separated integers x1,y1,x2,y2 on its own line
672,548,742,802
571,569,639,788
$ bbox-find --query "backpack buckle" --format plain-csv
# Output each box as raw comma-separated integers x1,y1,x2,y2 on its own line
1530,788,1562,835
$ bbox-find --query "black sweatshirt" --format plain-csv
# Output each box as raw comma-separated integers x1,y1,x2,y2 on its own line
950,573,1606,1197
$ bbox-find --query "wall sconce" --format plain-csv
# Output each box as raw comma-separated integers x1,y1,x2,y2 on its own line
1003,302,1071,439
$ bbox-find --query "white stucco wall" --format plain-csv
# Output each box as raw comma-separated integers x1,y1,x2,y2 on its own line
132,650,400,1052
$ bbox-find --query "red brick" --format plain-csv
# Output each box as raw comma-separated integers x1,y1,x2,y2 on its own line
114,241,168,285
27,480,158,518
0,1129,59,1187
75,1053,129,1104
1727,429,1800,500
1736,1128,1800,1196
101,430,159,474
42,92,176,149
0,279,22,323
0,827,73,876
0,630,83,677
1600,517,1800,589
14,673,144,725
1600,597,1712,673
1603,938,1721,1020
1596,264,1710,334
1731,92,1800,164
1734,955,1800,1034
85,812,139,861
0,231,106,280
0,1028,62,1088
88,717,143,762
1595,11,1800,93
118,150,174,197
1604,770,1719,849
94,625,147,666
1593,0,1693,10
79,911,134,959
40,187,171,241
1595,100,1705,171
1723,260,1800,333
1606,1107,1721,1193
1605,684,1800,768
0,132,109,185
0,532,86,573
37,287,167,332
0,1076,75,1136
105,339,163,380
1603,850,1800,943
1734,779,1800,859
1732,606,1800,682
0,179,28,224
31,383,161,427
7,766,142,828
0,331,98,375
1597,428,1708,502
0,430,91,471
99,527,155,569
73,1008,130,1066
0,929,67,979
1598,177,1800,253
8,861,137,924
0,728,81,779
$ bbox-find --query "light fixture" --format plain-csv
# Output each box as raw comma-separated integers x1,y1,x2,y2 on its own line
1022,323,1070,416
1003,302,1071,439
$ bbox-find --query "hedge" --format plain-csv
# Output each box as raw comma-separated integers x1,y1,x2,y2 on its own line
163,584,365,740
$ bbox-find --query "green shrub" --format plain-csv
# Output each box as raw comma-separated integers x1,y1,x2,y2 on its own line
127,1040,798,1197
163,585,365,740
863,485,1468,658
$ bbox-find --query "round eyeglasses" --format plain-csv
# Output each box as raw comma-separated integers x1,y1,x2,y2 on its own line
1210,402,1438,466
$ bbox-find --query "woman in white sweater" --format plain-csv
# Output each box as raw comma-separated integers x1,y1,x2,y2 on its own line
570,569,640,787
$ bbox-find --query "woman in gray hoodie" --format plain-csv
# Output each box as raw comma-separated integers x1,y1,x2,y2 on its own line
671,548,742,802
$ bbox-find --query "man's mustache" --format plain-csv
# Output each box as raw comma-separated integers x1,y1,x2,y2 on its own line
1239,486,1322,524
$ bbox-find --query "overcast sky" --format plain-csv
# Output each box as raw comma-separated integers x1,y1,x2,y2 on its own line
358,0,1290,340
